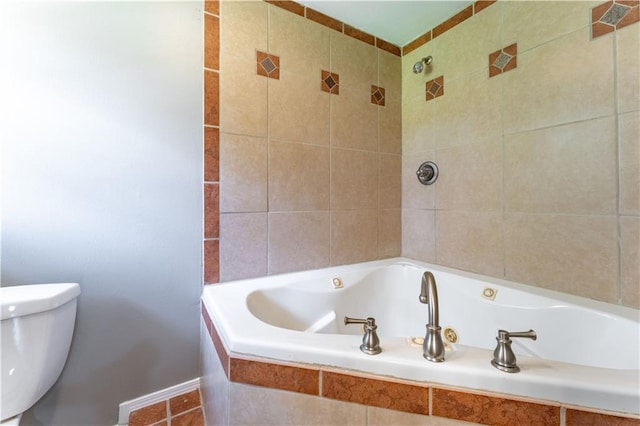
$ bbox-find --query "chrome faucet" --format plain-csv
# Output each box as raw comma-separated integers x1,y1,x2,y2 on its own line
419,271,445,362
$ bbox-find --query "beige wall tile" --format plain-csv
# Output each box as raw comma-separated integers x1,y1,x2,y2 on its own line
619,111,640,215
269,73,330,146
200,320,230,426
620,216,640,308
436,211,504,277
435,141,502,212
220,133,267,213
402,209,435,262
331,210,378,266
378,209,401,259
269,141,330,211
220,213,267,281
502,1,598,53
505,214,618,302
402,153,436,210
220,53,268,137
219,1,268,137
401,41,436,101
505,116,617,214
331,31,378,96
331,89,379,151
433,70,501,150
402,95,436,155
379,153,401,209
268,5,330,77
503,28,614,134
267,5,331,146
379,50,402,154
331,149,378,210
435,3,502,80
616,24,640,113
229,383,366,425
268,212,330,274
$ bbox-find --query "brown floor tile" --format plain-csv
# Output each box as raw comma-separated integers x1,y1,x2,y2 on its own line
129,401,167,426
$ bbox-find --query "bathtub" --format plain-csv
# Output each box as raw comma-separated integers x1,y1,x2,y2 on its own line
202,258,640,415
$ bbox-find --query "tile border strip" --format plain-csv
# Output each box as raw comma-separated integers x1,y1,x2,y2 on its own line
201,305,640,424
403,0,497,55
264,0,401,56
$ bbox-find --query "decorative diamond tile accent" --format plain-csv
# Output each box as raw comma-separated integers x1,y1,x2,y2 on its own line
425,76,444,101
592,0,639,39
489,43,517,78
256,51,280,79
371,85,385,106
321,70,340,94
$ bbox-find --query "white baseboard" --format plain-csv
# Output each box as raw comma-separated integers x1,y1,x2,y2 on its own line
117,378,200,425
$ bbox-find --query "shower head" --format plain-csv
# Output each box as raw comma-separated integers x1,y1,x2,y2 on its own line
412,56,433,74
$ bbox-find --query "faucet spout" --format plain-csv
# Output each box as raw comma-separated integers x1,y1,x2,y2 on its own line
419,271,445,362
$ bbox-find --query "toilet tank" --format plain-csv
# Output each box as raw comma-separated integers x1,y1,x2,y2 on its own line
1,283,80,421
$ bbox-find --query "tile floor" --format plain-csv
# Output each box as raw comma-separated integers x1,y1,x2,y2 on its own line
128,389,205,426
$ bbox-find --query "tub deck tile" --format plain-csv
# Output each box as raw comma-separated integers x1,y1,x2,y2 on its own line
565,408,640,425
230,357,320,395
432,387,560,426
321,371,429,415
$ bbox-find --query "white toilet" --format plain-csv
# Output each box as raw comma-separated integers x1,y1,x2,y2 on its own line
1,283,81,424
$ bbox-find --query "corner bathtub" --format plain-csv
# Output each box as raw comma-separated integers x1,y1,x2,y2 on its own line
202,258,640,415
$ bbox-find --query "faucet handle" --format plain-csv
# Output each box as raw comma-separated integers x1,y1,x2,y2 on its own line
491,329,537,373
344,316,381,355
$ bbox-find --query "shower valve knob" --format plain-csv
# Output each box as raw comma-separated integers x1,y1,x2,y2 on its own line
416,161,438,185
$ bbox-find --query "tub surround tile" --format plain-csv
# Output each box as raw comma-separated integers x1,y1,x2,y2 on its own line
504,214,618,303
203,239,219,284
377,209,401,258
306,7,343,33
220,133,268,213
345,24,375,46
617,24,640,113
619,112,640,215
268,211,330,274
266,0,305,17
371,85,386,106
204,183,219,239
620,217,640,308
204,127,219,182
331,149,378,210
202,302,229,377
503,28,614,134
321,70,340,94
204,13,219,70
330,210,378,266
403,0,497,55
566,408,640,425
256,51,280,79
402,209,436,262
268,141,330,211
425,76,444,101
220,213,268,281
203,70,219,127
230,358,320,395
229,382,368,425
204,0,218,16
504,117,618,215
489,43,517,78
592,0,640,39
432,388,560,426
322,371,429,415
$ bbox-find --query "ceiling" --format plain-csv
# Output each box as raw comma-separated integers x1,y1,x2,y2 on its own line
296,1,474,47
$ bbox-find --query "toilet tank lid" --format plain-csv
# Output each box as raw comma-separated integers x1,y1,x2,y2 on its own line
1,283,80,320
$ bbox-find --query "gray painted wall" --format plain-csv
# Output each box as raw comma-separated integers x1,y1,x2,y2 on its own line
0,2,203,424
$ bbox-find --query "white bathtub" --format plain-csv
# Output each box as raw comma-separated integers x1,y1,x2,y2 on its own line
202,258,640,415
